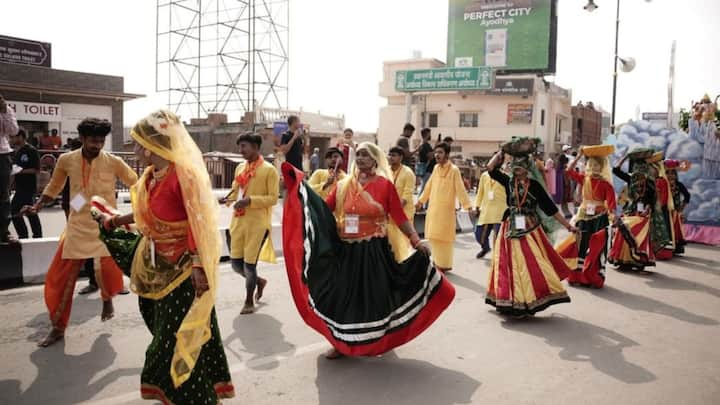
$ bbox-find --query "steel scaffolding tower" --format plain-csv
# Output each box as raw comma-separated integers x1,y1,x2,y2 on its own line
156,0,289,121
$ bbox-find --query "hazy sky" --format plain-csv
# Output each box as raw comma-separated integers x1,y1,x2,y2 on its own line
3,0,720,132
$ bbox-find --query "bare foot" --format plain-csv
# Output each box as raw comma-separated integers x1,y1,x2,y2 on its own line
324,348,344,360
101,300,115,321
240,303,256,315
255,278,267,302
38,329,64,347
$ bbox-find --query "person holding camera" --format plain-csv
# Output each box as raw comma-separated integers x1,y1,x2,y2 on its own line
0,94,19,243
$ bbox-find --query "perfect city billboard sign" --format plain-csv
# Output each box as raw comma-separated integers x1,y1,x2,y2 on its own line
0,35,52,68
447,0,558,73
395,66,494,92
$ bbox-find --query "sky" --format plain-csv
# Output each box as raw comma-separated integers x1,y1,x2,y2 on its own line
2,0,720,133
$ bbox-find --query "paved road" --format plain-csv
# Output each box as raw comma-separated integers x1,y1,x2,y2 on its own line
0,235,719,405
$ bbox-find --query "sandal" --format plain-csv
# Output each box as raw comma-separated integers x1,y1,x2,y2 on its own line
38,330,64,347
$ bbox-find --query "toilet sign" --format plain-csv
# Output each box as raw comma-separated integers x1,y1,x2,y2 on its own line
6,101,62,122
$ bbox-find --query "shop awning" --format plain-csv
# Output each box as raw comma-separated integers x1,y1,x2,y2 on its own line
0,80,144,101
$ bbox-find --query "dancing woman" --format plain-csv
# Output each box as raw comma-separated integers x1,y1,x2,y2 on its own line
609,149,657,272
647,152,675,260
281,142,455,359
98,111,234,404
484,138,577,317
664,160,691,255
555,145,616,288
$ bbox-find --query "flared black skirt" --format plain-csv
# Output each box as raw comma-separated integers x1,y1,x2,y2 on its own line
281,163,455,356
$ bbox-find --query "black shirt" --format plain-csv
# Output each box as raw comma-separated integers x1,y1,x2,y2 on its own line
396,136,413,167
418,142,433,164
13,143,39,193
489,168,559,219
281,130,303,170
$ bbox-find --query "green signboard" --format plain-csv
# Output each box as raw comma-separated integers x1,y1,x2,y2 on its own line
447,0,557,73
395,66,493,92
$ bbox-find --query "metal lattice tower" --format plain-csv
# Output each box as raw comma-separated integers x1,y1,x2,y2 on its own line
156,0,289,121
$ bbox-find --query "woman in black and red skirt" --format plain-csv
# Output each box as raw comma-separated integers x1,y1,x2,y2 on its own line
281,142,454,359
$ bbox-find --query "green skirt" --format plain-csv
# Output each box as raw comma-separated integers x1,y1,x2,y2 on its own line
139,278,234,404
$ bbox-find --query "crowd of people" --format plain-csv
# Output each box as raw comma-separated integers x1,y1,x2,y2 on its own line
0,95,694,404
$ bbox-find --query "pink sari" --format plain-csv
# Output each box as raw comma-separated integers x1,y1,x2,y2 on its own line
545,159,556,195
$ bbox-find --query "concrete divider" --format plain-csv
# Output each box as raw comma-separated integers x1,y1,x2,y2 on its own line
1,224,284,286
1,212,469,286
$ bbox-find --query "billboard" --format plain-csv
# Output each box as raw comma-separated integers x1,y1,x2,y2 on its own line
0,35,52,67
447,0,557,73
507,104,533,124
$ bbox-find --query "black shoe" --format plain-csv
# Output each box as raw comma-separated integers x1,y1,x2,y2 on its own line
78,284,99,295
476,249,490,259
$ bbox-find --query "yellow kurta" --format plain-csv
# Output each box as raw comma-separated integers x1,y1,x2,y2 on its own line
42,149,138,259
308,169,346,199
391,164,416,220
228,160,279,263
387,164,417,262
474,171,508,225
418,162,471,242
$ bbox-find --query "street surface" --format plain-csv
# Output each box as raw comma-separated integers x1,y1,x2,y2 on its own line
1,233,719,404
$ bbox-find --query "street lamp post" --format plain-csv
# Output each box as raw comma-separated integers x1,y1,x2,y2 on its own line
585,0,647,134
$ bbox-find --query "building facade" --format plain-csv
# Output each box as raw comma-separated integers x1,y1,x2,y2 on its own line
378,58,572,159
0,37,142,151
571,102,603,147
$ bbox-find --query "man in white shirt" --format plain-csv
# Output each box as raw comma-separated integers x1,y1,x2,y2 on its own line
0,94,19,243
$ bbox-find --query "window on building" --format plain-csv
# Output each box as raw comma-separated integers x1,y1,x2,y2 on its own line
428,113,439,128
459,112,478,128
541,109,545,126
577,118,583,132
555,117,563,142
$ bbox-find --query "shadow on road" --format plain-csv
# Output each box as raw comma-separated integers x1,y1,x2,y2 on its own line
0,333,141,405
501,314,657,384
589,285,718,325
315,352,480,405
668,256,720,277
225,312,296,370
446,272,486,295
24,296,100,344
642,272,720,299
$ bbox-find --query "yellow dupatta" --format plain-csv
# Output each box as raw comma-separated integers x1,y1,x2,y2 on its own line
130,111,221,388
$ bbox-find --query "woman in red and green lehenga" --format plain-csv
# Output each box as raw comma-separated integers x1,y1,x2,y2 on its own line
646,152,675,260
281,142,455,359
97,111,234,404
484,138,577,317
555,145,616,288
609,149,657,272
664,160,691,255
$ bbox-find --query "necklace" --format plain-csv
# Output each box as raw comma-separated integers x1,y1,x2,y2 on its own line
149,165,171,190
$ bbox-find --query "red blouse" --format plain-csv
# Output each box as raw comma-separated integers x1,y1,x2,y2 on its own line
146,166,196,251
566,170,617,212
326,176,409,225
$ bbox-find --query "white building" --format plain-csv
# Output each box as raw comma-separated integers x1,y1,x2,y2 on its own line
378,58,572,159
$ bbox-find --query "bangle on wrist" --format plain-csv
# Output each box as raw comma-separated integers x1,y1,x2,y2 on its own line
410,234,421,248
111,215,119,228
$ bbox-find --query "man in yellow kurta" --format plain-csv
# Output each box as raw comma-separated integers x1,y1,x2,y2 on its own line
29,118,138,347
416,142,471,272
225,132,279,314
473,169,508,259
388,146,417,261
307,147,346,199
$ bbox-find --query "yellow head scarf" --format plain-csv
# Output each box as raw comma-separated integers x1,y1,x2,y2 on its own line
130,110,220,388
